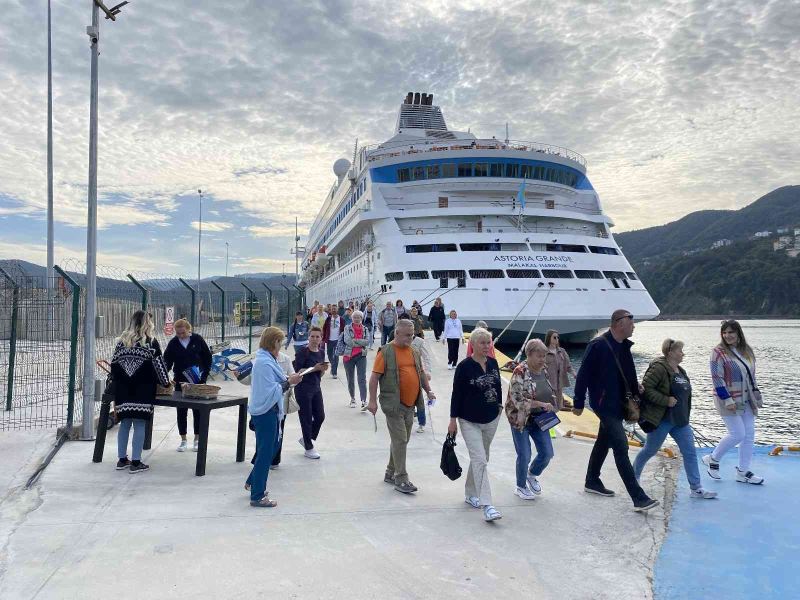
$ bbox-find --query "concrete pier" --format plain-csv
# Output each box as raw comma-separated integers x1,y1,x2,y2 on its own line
0,336,672,599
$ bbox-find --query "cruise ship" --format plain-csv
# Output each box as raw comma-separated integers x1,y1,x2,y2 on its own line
299,92,659,344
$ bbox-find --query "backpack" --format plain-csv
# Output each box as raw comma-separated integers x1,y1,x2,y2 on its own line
440,433,462,481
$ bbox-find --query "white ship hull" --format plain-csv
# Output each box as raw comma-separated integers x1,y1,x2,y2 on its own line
298,93,659,344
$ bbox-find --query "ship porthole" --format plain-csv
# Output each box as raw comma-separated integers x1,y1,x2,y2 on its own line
415,228,423,235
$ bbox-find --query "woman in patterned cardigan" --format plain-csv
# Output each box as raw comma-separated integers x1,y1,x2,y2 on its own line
702,320,764,485
111,310,170,473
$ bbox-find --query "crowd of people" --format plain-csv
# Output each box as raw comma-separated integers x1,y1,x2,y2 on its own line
109,301,763,521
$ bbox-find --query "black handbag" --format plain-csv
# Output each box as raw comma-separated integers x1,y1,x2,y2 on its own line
440,433,462,481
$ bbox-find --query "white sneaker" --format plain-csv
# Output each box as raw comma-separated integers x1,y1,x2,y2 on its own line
515,486,536,500
526,474,542,495
702,454,721,479
736,468,764,485
417,425,425,433
349,398,356,408
304,448,321,459
192,439,199,452
177,440,187,452
332,374,338,379
690,488,718,499
483,505,502,521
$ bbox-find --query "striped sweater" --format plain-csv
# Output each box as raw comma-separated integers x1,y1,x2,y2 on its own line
710,345,757,416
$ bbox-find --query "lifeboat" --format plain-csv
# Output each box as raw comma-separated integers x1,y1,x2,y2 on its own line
316,245,329,266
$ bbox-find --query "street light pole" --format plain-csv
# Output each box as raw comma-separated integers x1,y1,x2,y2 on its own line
46,0,54,292
82,0,127,440
197,188,202,294
225,241,229,277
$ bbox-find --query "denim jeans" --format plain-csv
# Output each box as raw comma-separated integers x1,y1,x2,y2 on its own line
416,404,427,427
511,423,555,488
325,340,340,376
634,420,701,490
118,418,147,461
246,406,280,502
381,326,395,346
343,353,367,402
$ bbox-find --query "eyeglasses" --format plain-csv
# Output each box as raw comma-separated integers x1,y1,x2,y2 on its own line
613,314,634,322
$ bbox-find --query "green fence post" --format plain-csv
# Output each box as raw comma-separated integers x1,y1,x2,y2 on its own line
210,281,225,342
126,274,148,310
262,284,272,327
241,283,255,353
54,266,80,430
280,283,291,333
177,278,196,325
293,285,305,315
0,267,18,411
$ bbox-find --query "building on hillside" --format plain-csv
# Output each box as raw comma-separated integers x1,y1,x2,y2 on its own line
794,228,800,237
773,236,792,251
787,248,800,258
753,231,772,238
711,239,732,249
777,227,789,234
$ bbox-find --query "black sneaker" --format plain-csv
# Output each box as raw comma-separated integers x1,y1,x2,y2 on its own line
394,481,418,494
115,457,131,470
633,497,660,513
584,481,615,497
384,471,395,484
129,460,150,474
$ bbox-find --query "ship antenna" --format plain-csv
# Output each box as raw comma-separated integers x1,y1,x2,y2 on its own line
505,122,509,144
352,138,358,168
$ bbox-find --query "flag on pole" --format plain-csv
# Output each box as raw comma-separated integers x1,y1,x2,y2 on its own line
517,179,526,209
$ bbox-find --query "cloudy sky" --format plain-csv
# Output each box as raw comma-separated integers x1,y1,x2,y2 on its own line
1,0,798,276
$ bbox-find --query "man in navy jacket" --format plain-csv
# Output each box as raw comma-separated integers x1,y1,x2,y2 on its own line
573,309,659,512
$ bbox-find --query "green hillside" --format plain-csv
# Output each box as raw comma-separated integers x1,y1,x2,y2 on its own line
616,186,800,316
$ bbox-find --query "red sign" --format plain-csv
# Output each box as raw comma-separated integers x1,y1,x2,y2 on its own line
163,306,175,336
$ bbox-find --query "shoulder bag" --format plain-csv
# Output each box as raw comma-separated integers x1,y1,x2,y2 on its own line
731,351,763,408
602,337,640,423
440,433,462,481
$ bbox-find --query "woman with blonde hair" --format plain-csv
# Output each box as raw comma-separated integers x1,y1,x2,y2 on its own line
163,318,212,452
111,310,170,473
634,339,717,499
702,320,764,485
246,326,303,507
544,329,574,410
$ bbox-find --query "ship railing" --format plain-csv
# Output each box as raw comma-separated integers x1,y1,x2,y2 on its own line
386,198,602,215
364,138,586,167
399,224,609,237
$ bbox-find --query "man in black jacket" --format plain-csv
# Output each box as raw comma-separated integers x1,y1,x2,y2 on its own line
573,309,659,512
164,319,213,452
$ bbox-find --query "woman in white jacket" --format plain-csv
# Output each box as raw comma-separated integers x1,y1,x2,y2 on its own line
444,310,464,369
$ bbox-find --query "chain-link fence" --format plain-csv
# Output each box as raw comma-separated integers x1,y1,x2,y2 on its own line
1,260,303,432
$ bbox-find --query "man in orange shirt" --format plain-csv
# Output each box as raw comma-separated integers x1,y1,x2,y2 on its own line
368,320,436,493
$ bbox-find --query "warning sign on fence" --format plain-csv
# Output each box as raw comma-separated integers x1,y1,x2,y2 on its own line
163,306,175,336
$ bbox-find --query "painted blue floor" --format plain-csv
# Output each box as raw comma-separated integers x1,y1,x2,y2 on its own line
654,447,800,599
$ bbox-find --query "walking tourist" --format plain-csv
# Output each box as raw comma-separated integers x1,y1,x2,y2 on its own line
293,326,329,459
410,334,433,432
702,320,764,485
466,320,496,359
364,301,376,348
285,312,310,352
448,328,503,521
544,329,574,410
163,319,212,452
428,297,446,341
409,306,425,338
310,304,328,329
634,339,718,499
506,339,557,501
395,299,409,320
337,300,346,316
111,310,170,474
323,309,344,379
444,309,463,369
343,306,353,326
379,301,397,345
367,320,436,494
573,309,660,512
246,327,303,507
342,310,370,409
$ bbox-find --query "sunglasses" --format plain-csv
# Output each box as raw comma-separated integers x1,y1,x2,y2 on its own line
614,314,634,322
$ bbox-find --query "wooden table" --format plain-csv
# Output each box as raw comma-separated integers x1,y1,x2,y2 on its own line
92,392,249,476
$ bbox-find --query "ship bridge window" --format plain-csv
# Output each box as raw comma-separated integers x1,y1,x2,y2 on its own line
575,270,604,279
461,243,500,251
385,272,404,282
458,163,473,177
408,270,429,280
398,168,411,182
405,243,457,253
490,163,503,177
603,271,627,279
432,269,467,279
412,166,426,180
442,163,456,178
427,165,440,179
589,246,619,255
542,269,574,278
469,269,504,279
474,163,488,177
506,269,541,278
546,244,587,253
625,272,639,280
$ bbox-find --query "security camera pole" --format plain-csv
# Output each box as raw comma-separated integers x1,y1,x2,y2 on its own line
81,0,129,441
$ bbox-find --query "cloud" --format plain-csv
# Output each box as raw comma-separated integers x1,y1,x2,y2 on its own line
0,0,798,276
190,221,233,232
